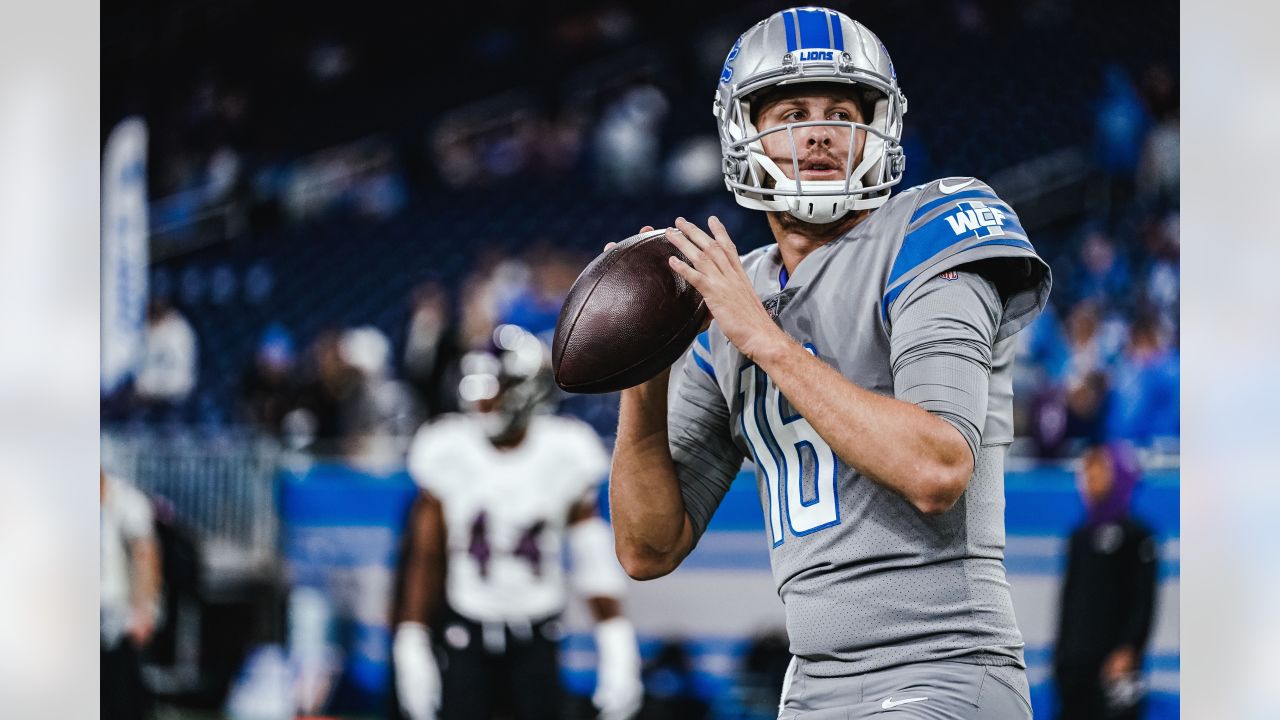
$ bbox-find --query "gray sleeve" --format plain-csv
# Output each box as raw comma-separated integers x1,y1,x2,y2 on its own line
888,270,1003,463
668,347,742,546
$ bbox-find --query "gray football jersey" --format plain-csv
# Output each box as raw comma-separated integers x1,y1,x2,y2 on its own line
668,177,1051,677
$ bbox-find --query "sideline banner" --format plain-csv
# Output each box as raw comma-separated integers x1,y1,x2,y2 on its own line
101,117,149,394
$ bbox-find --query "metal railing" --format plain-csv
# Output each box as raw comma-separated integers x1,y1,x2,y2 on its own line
103,431,283,582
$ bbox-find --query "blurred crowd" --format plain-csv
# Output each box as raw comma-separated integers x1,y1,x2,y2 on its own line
104,59,1179,462
226,245,613,463
1015,61,1180,456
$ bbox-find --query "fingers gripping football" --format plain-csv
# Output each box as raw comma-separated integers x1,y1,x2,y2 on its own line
665,217,783,362
603,226,655,254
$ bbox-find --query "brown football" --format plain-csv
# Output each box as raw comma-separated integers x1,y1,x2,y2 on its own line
553,229,709,393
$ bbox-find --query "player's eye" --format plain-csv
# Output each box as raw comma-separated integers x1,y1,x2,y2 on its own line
830,110,853,121
783,109,806,121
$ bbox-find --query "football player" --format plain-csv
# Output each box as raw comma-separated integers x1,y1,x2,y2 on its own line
609,8,1051,719
393,325,643,720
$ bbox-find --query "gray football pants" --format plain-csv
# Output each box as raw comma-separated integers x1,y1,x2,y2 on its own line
778,657,1033,719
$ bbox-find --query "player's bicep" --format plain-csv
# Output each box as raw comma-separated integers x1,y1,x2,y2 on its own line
668,337,741,546
889,270,1002,461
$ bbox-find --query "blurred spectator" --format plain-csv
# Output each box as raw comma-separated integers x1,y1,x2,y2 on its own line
1017,304,1072,389
1094,66,1150,177
1016,306,1072,454
1136,63,1179,212
1093,64,1150,221
1140,212,1180,329
595,81,669,194
101,467,163,720
664,136,724,194
1105,313,1179,445
499,247,581,341
1073,230,1131,308
1054,443,1158,720
286,326,418,459
1064,371,1110,446
403,281,464,419
145,495,203,677
1062,301,1108,382
134,297,198,412
340,326,419,443
1059,302,1113,442
288,329,363,448
238,324,299,435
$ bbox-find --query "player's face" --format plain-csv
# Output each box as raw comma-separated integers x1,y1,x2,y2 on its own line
1080,449,1114,506
754,88,866,182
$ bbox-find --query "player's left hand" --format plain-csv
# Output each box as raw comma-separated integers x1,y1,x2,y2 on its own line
666,217,786,362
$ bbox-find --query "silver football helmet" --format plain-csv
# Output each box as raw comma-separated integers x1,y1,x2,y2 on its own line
458,324,554,442
715,7,907,223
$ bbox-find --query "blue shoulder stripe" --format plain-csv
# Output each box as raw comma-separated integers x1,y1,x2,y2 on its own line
691,331,716,382
890,202,1028,289
881,237,1035,321
909,187,998,224
692,352,716,383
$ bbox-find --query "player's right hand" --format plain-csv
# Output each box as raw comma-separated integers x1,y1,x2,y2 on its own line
393,622,441,720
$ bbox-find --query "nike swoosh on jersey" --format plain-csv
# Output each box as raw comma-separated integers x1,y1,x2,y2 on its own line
937,178,976,194
881,696,929,709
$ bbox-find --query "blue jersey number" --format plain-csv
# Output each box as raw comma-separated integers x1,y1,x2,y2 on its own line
738,348,841,547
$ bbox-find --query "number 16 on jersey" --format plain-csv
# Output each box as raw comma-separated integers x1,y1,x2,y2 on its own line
738,346,841,547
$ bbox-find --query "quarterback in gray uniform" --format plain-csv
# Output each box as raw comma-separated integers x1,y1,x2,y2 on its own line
609,7,1051,720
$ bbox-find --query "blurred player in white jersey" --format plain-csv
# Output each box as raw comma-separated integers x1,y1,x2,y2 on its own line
393,325,643,720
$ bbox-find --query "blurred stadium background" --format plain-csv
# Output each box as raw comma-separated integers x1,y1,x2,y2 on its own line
100,1,1179,718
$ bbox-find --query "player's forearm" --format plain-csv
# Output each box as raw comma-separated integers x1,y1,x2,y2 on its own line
399,495,446,625
754,332,974,514
130,538,162,613
585,595,624,622
611,368,695,578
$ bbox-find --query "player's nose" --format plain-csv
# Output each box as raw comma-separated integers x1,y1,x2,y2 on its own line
800,125,833,147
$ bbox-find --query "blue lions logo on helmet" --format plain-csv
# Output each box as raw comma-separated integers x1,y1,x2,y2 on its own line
720,34,743,84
